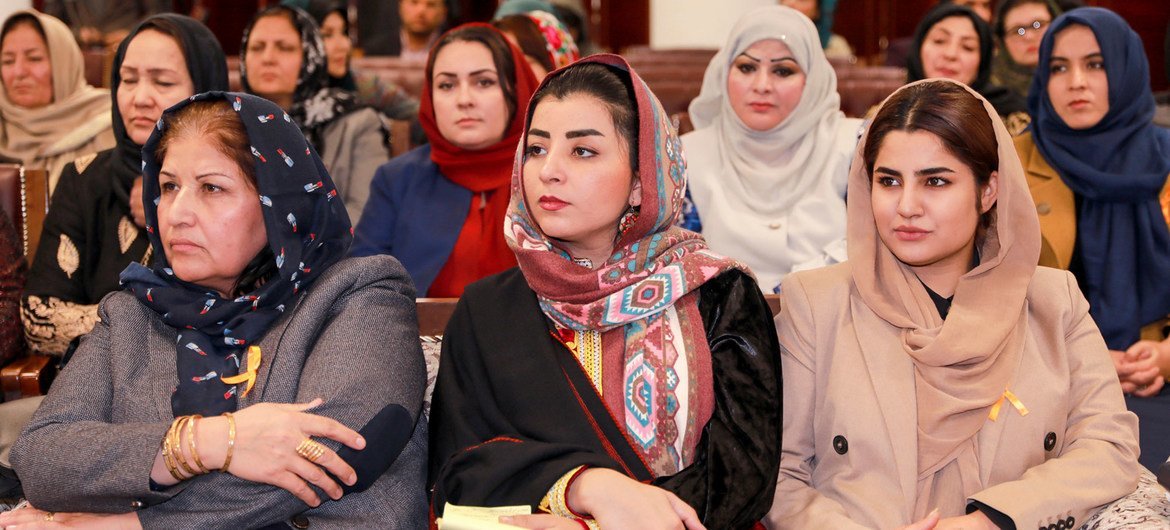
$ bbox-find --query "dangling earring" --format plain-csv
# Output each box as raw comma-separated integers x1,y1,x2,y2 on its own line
618,207,639,237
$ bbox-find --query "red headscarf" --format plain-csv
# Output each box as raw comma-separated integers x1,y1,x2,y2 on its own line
420,23,539,297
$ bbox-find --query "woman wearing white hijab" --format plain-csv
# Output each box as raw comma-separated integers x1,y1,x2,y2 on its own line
682,5,861,293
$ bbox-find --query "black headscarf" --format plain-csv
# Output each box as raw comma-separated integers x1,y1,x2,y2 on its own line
907,3,1027,117
298,0,358,91
120,92,353,416
109,15,228,204
240,5,359,149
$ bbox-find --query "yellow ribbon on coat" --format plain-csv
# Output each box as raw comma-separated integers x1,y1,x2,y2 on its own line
221,346,262,398
988,388,1029,421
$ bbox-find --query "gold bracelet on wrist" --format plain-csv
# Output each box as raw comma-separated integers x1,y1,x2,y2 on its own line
221,412,236,473
172,416,200,476
161,418,186,481
187,414,209,474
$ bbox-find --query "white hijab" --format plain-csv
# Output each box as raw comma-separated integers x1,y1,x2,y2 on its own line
683,5,859,292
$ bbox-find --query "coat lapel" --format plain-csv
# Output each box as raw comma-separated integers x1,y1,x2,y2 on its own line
850,293,919,511
148,318,179,420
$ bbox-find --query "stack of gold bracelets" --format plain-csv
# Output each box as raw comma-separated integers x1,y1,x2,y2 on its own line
161,412,236,481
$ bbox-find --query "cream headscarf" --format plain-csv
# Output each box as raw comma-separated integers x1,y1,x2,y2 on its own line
684,5,860,292
0,10,111,171
847,79,1041,517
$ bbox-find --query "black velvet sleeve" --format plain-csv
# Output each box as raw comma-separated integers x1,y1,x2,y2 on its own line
427,277,625,514
653,270,783,529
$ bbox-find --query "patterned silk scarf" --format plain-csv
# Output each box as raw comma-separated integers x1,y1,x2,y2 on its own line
121,92,352,417
505,55,749,476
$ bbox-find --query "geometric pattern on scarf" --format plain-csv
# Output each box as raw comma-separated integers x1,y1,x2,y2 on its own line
504,54,750,476
120,91,352,417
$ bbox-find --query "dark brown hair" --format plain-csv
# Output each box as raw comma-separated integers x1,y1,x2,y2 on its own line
1,13,46,50
427,25,519,121
528,62,638,173
492,15,553,74
155,100,276,295
863,81,998,222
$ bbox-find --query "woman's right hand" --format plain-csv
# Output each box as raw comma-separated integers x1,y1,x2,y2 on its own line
1110,344,1165,397
154,398,366,507
567,468,706,530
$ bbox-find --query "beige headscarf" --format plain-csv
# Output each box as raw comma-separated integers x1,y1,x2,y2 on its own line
0,10,111,173
846,79,1041,517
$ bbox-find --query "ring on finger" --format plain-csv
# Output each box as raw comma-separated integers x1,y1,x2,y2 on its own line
295,438,327,463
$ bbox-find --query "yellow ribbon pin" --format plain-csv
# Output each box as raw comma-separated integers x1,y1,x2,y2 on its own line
988,388,1029,421
221,345,262,398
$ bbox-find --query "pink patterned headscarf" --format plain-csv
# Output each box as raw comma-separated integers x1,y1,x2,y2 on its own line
505,54,749,476
526,10,579,70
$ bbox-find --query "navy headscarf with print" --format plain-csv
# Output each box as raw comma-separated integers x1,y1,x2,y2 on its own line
1028,7,1170,350
120,91,353,416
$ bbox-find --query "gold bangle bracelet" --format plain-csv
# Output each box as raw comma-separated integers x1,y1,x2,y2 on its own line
188,414,208,474
161,419,186,481
221,412,236,473
172,416,200,476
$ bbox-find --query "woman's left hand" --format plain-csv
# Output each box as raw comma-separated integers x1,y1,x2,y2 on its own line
933,511,996,530
500,514,586,529
0,505,141,530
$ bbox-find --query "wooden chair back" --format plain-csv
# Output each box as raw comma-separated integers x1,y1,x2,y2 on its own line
0,164,50,261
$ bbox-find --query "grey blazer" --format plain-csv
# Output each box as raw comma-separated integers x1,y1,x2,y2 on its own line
320,108,391,225
10,255,427,530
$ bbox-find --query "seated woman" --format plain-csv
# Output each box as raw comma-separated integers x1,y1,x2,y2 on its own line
0,92,426,528
351,24,538,297
493,10,579,80
766,79,1139,529
990,0,1058,101
683,5,861,293
907,3,1030,134
313,3,419,122
240,5,390,223
0,9,114,193
21,15,227,357
779,0,854,62
1016,7,1170,473
429,55,781,529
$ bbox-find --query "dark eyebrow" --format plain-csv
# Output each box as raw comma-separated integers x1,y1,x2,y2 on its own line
737,52,761,63
874,167,956,177
770,56,797,63
566,129,603,139
528,128,550,138
436,69,497,78
1051,51,1103,62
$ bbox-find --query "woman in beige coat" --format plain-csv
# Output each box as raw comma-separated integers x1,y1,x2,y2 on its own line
766,79,1139,530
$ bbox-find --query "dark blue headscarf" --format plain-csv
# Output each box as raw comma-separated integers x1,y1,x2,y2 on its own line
1028,7,1170,350
120,91,353,416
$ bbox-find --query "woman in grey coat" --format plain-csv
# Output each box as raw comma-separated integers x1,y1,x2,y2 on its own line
0,91,427,529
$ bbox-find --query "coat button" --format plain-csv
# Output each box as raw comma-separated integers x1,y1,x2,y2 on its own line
290,515,310,529
832,435,848,455
1044,432,1057,451
1036,202,1052,215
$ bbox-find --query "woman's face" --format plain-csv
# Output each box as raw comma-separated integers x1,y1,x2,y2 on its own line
870,130,997,276
431,40,510,150
320,11,351,79
0,23,53,109
523,93,639,260
1001,2,1050,67
1046,25,1109,130
920,15,981,85
726,39,806,132
157,136,268,297
118,30,195,146
244,15,302,103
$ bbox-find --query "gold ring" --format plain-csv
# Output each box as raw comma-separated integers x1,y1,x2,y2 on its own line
44,512,54,522
295,438,326,463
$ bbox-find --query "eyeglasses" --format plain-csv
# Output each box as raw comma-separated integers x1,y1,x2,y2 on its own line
1008,19,1049,39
